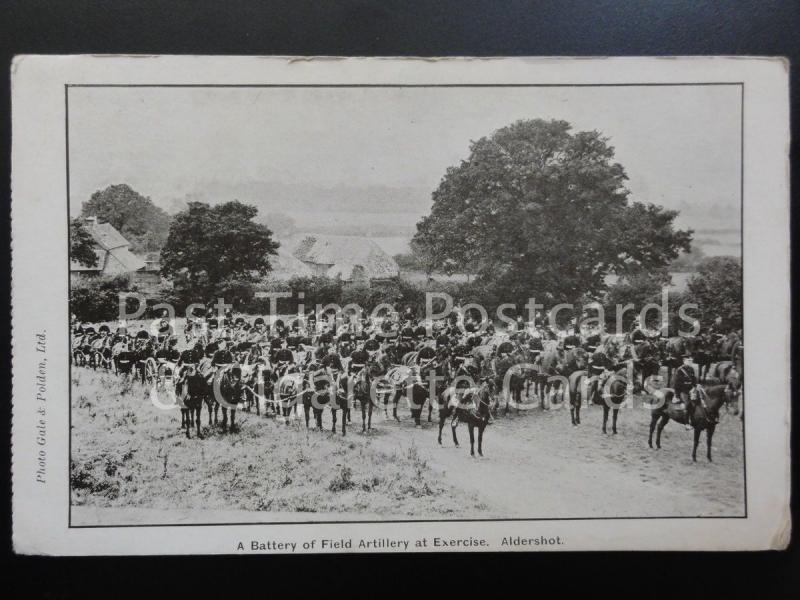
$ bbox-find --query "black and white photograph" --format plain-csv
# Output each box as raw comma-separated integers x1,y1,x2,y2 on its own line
65,80,747,526
10,55,790,554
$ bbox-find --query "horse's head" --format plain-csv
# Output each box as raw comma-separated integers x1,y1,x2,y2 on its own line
572,347,588,369
224,365,243,389
725,368,743,415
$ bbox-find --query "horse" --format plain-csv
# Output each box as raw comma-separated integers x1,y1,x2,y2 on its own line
437,379,494,456
303,367,343,433
494,346,531,414
242,360,272,416
206,364,245,432
333,373,352,436
660,336,689,384
645,380,731,461
536,341,564,409
561,347,588,425
179,364,206,438
383,365,429,426
353,363,381,433
596,369,628,434
277,371,306,422
627,339,661,389
710,360,743,420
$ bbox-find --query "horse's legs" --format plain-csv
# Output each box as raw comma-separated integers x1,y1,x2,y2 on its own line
314,408,323,430
428,401,433,422
602,405,609,434
368,401,373,430
477,424,485,457
468,423,475,457
648,412,659,448
655,415,669,449
451,415,459,447
221,406,229,431
692,426,701,462
612,408,619,435
575,399,581,424
706,424,716,462
360,400,367,433
230,408,237,432
195,407,202,438
437,411,446,445
332,407,338,434
303,402,311,428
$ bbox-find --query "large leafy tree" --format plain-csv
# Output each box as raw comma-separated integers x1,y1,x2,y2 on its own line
160,200,279,297
413,119,692,305
70,218,99,268
81,184,172,252
686,256,742,329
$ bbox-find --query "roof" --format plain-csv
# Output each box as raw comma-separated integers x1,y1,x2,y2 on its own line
288,234,399,280
70,219,145,273
92,222,130,250
108,246,146,271
266,245,315,280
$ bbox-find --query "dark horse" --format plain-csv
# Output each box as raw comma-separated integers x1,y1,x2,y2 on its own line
206,364,245,432
303,368,343,433
645,381,730,461
353,363,381,433
585,367,628,434
437,380,494,456
180,365,206,438
561,347,588,426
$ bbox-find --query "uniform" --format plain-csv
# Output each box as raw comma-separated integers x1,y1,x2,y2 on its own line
212,347,234,367
322,352,344,373
671,363,698,416
348,348,369,375
563,332,580,351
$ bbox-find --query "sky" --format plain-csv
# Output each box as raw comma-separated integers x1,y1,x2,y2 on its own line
67,84,742,253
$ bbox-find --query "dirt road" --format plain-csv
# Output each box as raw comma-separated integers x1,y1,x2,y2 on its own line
313,395,745,519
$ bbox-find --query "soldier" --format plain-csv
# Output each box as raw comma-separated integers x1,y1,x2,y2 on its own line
630,316,647,344
268,335,284,362
306,309,317,333
587,349,614,403
348,343,370,377
273,341,295,377
563,324,580,352
322,346,344,375
364,336,381,359
211,340,234,367
671,353,700,429
400,323,415,344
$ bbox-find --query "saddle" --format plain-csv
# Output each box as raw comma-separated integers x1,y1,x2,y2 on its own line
448,387,478,413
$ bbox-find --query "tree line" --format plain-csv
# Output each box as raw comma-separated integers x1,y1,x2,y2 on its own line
70,118,741,331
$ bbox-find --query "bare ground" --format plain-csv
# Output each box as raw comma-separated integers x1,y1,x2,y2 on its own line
70,368,745,526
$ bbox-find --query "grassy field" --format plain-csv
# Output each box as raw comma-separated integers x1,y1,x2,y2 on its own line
70,368,486,520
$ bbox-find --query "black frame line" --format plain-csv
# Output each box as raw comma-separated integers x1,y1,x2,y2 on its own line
65,81,746,529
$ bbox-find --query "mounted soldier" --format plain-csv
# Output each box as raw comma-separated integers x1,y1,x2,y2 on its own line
562,322,580,354
587,349,614,404
273,341,296,378
629,316,647,344
671,353,704,429
348,342,369,377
